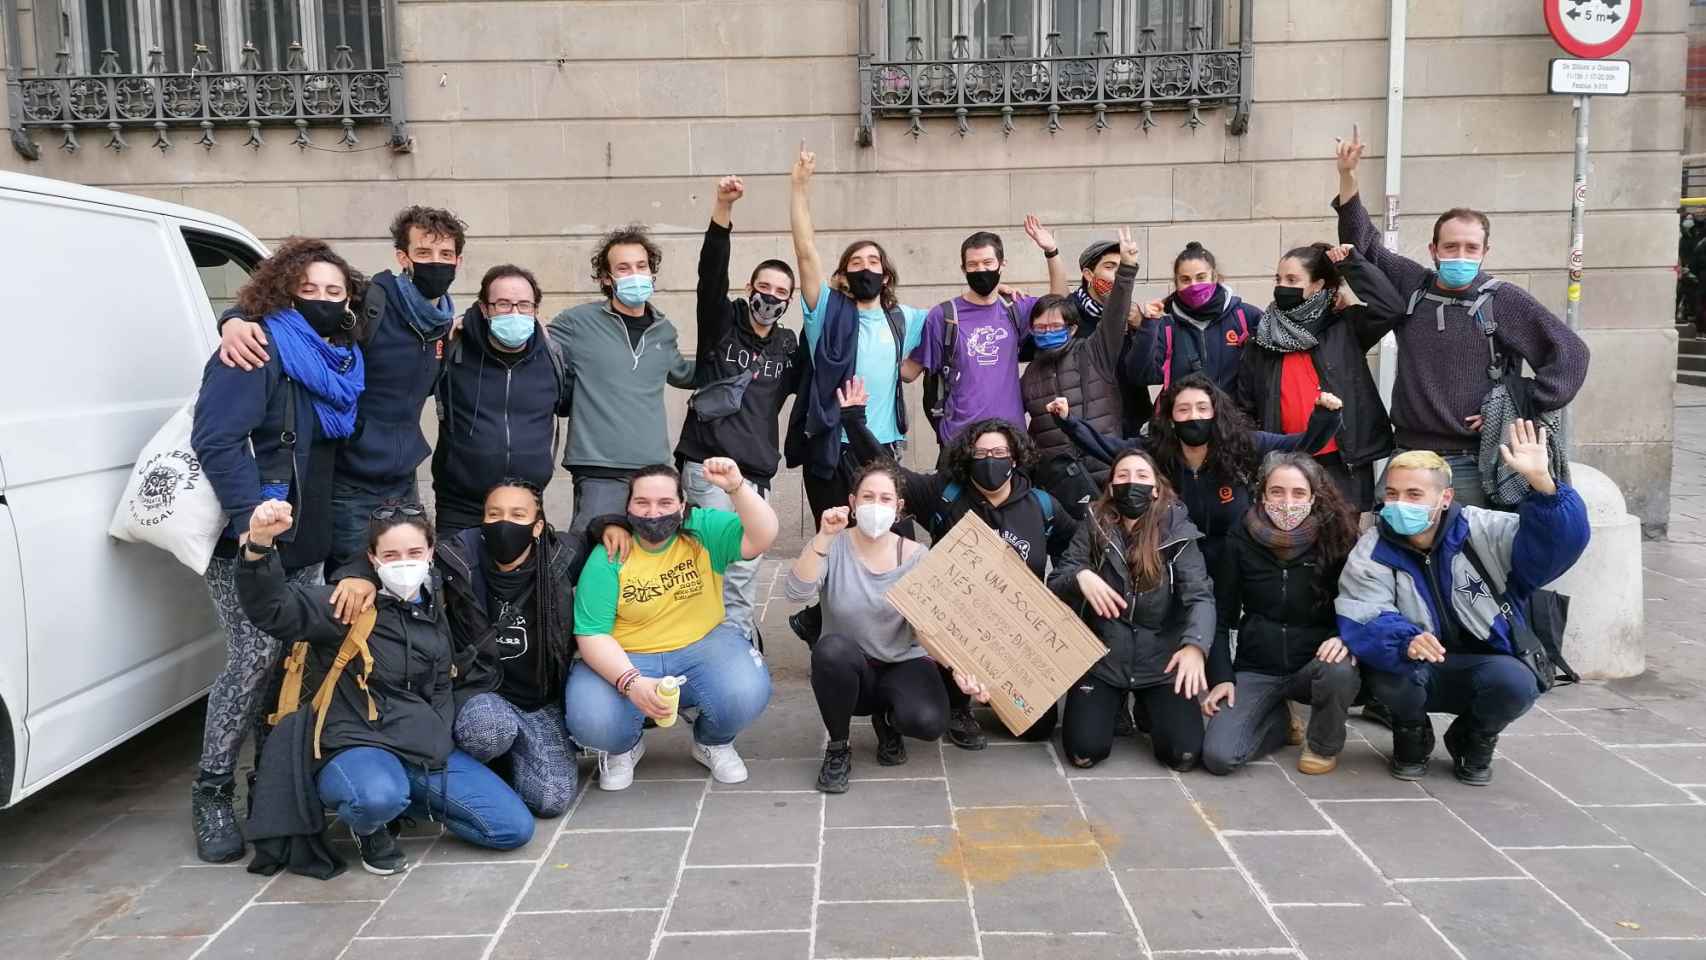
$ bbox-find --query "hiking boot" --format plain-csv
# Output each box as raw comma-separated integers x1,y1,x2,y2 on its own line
817,740,852,794
1297,747,1338,776
598,740,646,791
789,604,823,647
191,773,244,864
350,824,407,876
872,712,907,766
1360,698,1394,730
946,706,987,751
692,741,750,784
1388,721,1435,781
1444,719,1499,787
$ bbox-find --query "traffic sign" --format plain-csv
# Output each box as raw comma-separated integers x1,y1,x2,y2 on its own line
1549,58,1632,96
1544,0,1643,59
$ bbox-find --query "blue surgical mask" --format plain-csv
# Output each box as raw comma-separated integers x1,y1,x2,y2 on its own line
614,274,654,308
1436,258,1482,289
488,312,535,349
1033,327,1072,351
1380,500,1439,536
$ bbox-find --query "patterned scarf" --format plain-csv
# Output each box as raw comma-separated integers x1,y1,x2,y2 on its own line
1072,284,1104,323
1242,503,1321,563
1254,289,1333,353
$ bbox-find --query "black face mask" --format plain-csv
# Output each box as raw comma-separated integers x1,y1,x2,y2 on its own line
845,269,885,301
628,511,683,544
1273,285,1306,311
971,455,1014,492
293,296,352,337
965,269,1002,297
481,520,536,566
1110,482,1154,520
1175,416,1215,447
409,261,456,301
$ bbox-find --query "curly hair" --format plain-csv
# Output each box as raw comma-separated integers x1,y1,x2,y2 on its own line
591,224,663,297
233,237,368,342
1253,452,1360,571
1089,448,1176,594
1148,373,1260,488
849,458,904,502
944,418,1039,490
831,239,899,311
390,205,468,255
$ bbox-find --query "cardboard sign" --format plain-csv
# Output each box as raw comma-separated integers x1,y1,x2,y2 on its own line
886,512,1107,735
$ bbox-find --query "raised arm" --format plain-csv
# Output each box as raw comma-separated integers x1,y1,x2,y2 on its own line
1325,244,1407,350
1089,228,1142,384
1024,215,1068,296
233,501,346,647
699,458,777,560
696,176,743,364
838,377,935,506
790,142,825,314
784,508,848,602
1254,394,1343,457
1332,126,1429,294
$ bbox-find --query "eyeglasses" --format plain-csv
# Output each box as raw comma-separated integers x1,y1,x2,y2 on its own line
972,448,1013,460
371,503,427,521
486,299,538,315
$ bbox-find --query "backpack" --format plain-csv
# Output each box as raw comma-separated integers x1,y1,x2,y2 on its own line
1159,306,1246,391
933,481,1056,541
924,297,1021,435
267,607,381,759
1460,539,1578,693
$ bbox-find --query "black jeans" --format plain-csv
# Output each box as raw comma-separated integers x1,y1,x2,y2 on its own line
812,633,950,743
1063,674,1204,770
1368,653,1540,738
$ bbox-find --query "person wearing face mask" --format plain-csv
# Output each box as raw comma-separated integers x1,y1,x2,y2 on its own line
431,265,571,539
1072,238,1155,435
1236,243,1405,510
1201,454,1364,777
237,500,535,877
1334,127,1589,509
1045,450,1215,771
217,207,467,571
785,462,953,793
569,459,779,790
547,224,697,540
188,238,369,864
900,217,1070,449
1337,426,1588,785
675,176,807,647
1120,240,1264,407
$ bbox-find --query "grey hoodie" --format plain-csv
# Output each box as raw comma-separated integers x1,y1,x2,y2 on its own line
547,299,696,471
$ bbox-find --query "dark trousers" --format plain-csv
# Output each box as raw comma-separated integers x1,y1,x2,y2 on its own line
1201,659,1361,775
811,633,950,743
1314,451,1375,512
1063,674,1204,771
1368,653,1540,738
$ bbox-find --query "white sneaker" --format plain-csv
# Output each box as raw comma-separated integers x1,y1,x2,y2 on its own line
692,741,749,784
598,740,646,791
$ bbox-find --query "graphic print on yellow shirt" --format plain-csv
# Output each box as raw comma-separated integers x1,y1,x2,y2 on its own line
573,508,745,654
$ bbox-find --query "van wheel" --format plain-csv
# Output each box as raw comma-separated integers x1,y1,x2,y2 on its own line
0,697,12,807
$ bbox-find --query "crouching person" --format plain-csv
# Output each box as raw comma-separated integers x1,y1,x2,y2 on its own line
1336,422,1589,785
238,500,533,878
568,459,778,789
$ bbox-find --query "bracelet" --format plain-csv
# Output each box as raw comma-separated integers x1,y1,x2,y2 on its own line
616,668,641,695
1043,247,1059,259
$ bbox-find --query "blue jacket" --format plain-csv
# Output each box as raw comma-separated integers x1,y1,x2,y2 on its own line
1122,288,1260,403
1335,486,1590,673
340,271,452,485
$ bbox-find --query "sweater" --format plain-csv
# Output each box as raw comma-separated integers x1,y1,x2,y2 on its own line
547,300,696,472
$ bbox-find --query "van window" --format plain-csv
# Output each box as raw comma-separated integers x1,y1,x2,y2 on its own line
183,230,261,320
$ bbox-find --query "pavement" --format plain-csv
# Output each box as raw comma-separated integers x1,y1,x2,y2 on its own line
6,393,1706,960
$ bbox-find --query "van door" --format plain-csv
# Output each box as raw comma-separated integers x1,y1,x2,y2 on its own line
0,456,28,805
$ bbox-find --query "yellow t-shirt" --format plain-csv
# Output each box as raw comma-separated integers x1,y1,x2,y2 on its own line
573,509,746,654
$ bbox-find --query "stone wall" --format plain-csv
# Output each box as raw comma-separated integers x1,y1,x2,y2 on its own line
2,0,1685,531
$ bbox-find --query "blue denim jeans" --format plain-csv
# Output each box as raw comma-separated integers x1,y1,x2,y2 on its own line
330,477,420,570
565,621,772,753
1369,653,1540,737
316,746,534,850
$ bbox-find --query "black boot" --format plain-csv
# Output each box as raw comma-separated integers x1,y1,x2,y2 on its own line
1388,722,1435,781
946,706,987,751
191,772,245,864
872,712,907,766
817,740,852,794
789,604,823,648
1444,718,1498,786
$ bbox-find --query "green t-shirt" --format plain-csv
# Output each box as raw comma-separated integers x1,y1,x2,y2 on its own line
573,509,746,654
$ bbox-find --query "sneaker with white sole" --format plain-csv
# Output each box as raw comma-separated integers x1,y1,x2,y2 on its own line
691,741,749,784
598,740,646,791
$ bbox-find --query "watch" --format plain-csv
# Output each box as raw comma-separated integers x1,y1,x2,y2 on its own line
244,540,276,560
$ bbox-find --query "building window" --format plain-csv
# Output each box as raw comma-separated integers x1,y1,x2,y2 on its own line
56,0,386,74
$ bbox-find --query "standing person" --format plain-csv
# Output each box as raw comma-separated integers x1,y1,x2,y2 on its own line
902,216,1070,448
1237,243,1404,509
1074,238,1156,433
189,238,367,864
1336,425,1589,784
1333,127,1589,508
1046,450,1215,771
1201,453,1363,776
1121,241,1262,404
785,463,949,793
548,225,697,538
676,175,806,647
568,460,779,789
432,265,569,539
218,207,465,569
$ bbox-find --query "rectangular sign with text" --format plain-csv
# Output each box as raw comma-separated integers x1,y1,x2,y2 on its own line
1549,58,1631,96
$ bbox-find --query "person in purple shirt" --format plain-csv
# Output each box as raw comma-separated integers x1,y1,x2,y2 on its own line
903,220,1070,451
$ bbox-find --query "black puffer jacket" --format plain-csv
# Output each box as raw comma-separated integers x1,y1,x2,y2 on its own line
437,526,580,711
1021,262,1135,483
1049,501,1215,690
1206,514,1345,686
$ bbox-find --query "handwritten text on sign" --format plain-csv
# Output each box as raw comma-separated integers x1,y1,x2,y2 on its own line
886,513,1106,735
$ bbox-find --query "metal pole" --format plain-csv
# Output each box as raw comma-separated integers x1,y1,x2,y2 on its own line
1563,93,1591,463
1375,0,1406,414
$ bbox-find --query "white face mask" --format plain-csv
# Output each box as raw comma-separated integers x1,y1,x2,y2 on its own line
375,558,431,600
855,502,896,539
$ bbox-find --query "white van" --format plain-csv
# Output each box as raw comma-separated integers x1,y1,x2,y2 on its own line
0,172,270,807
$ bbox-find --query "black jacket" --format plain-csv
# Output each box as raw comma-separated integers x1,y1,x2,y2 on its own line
1207,516,1345,685
338,272,452,485
1049,502,1215,690
243,708,343,879
1122,287,1262,404
1021,263,1134,483
438,526,580,711
1235,250,1402,468
431,306,570,531
675,220,807,484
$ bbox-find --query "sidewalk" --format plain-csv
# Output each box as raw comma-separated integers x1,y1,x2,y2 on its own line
4,401,1706,959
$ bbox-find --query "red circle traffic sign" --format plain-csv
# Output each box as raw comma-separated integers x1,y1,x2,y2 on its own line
1545,0,1643,59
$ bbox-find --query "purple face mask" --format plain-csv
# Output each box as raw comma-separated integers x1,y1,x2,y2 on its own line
1177,282,1218,310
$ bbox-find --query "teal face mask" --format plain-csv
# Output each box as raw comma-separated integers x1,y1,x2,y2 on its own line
1436,258,1481,288
1380,500,1438,536
488,312,534,349
614,274,654,308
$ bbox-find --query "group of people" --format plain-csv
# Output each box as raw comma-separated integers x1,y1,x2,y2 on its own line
182,128,1593,879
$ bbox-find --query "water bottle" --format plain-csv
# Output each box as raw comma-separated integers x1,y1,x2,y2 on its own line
655,675,687,728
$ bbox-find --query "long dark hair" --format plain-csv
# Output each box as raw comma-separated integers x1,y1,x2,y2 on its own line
1252,453,1360,569
1148,373,1260,487
1279,242,1342,290
944,418,1039,491
832,239,899,310
483,478,571,694
1090,448,1176,594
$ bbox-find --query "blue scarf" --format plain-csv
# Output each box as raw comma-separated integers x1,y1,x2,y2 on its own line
266,308,365,439
387,270,455,340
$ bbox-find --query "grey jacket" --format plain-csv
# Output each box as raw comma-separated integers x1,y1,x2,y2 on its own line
547,300,696,471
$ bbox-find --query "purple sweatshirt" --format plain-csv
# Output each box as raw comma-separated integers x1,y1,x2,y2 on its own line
1335,193,1590,453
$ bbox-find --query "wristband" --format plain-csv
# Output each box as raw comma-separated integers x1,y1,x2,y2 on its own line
616,668,641,695
1043,247,1059,259
244,540,276,559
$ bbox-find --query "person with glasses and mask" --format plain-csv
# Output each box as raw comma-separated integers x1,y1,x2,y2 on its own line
431,265,571,540
836,379,1077,750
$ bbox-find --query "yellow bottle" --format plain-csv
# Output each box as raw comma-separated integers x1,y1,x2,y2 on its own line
655,675,686,728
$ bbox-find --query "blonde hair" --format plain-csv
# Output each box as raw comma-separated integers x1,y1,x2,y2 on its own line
1383,450,1453,489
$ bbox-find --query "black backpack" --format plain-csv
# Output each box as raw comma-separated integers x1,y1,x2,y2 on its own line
1460,539,1578,692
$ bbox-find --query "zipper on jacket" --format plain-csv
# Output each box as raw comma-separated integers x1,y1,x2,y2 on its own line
503,368,514,475
1421,554,1450,643
1279,566,1289,666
